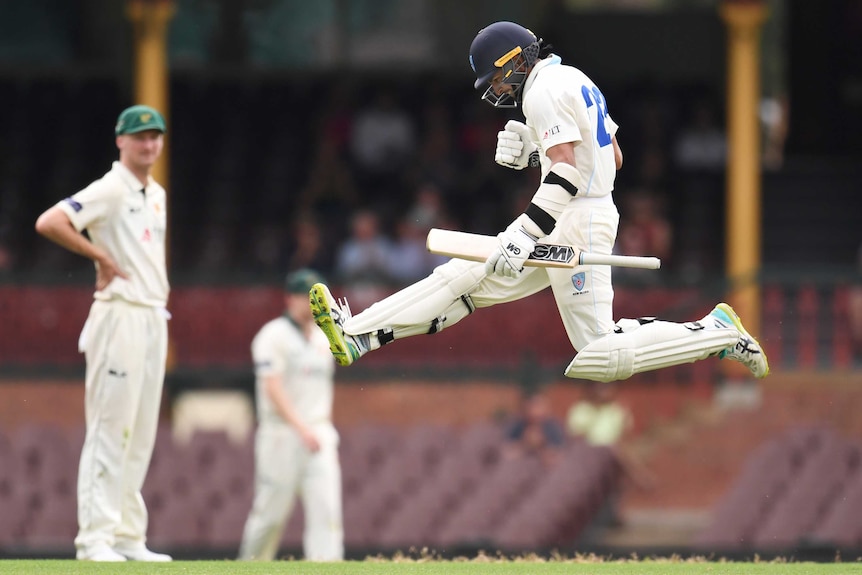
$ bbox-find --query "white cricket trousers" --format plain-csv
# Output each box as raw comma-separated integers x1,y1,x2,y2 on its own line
468,202,620,352
74,299,168,553
238,422,343,561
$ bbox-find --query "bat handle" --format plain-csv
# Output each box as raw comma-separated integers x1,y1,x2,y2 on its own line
578,253,662,270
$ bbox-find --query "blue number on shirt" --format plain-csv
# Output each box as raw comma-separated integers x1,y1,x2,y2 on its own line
581,85,612,147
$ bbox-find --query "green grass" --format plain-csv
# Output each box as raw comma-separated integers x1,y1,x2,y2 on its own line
2,557,862,575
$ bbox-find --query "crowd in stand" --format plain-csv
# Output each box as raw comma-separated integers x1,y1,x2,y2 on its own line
0,75,738,287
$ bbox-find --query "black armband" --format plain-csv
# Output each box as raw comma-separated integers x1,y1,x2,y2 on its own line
524,203,557,236
542,170,579,196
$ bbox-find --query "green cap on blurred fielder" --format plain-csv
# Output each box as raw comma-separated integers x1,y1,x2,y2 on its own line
285,269,325,294
115,105,167,135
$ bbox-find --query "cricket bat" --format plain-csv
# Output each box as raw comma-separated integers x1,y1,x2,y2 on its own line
426,228,661,270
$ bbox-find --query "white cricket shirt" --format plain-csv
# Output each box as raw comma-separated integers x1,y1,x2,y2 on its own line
522,56,620,203
252,316,336,426
56,161,169,306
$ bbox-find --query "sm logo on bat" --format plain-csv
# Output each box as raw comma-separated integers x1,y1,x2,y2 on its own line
530,243,575,264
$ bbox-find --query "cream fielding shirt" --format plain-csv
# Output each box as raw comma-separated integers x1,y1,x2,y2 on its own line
56,161,169,307
252,316,336,427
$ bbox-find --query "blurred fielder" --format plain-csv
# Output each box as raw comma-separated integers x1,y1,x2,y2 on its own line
309,21,768,382
238,269,344,562
35,105,172,562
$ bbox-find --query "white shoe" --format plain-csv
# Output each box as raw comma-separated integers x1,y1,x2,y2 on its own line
113,544,173,562
709,302,770,378
76,545,127,562
309,283,366,366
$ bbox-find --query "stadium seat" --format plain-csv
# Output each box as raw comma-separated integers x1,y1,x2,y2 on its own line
206,494,253,551
23,491,77,549
750,430,857,550
808,465,862,548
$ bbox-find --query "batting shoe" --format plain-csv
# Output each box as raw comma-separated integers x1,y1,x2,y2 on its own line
309,283,366,366
709,302,770,378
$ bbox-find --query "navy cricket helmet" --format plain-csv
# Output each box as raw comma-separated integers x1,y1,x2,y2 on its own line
468,21,543,108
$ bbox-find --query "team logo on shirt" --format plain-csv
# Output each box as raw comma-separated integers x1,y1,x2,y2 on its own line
571,272,586,292
63,197,83,212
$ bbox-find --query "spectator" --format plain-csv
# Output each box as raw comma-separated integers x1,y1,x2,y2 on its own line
567,381,656,526
409,96,460,195
387,217,445,287
502,391,566,467
615,190,673,283
349,87,416,206
195,221,235,277
672,95,727,172
283,213,335,277
333,209,394,287
405,181,449,232
298,131,361,235
567,381,633,448
760,95,789,171
247,222,287,277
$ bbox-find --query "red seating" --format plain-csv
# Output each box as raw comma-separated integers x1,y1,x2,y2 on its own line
2,283,855,371
0,419,643,554
24,491,77,549
207,494,252,551
750,430,857,549
796,286,819,369
831,286,853,368
762,285,784,367
434,454,543,548
696,426,862,553
809,466,862,548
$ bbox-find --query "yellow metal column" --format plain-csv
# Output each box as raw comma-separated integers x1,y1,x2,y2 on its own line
720,0,768,346
127,0,177,371
126,0,175,189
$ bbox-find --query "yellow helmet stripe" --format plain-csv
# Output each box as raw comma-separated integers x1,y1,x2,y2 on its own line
494,46,522,68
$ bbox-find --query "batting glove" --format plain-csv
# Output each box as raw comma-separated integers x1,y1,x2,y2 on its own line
495,120,540,170
485,222,538,279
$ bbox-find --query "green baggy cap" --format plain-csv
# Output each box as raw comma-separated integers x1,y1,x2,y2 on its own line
115,105,167,135
284,269,326,294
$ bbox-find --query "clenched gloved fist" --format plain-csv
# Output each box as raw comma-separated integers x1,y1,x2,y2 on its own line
495,120,539,170
485,223,538,278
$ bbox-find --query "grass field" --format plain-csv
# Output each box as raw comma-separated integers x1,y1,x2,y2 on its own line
2,557,862,575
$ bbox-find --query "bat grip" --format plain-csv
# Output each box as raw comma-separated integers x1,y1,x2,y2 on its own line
578,253,662,269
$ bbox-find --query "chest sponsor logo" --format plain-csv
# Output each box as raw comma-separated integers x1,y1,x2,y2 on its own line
543,125,561,140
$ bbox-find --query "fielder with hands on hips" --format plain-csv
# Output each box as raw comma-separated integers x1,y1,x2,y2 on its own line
35,105,172,562
238,269,344,562
309,21,769,383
